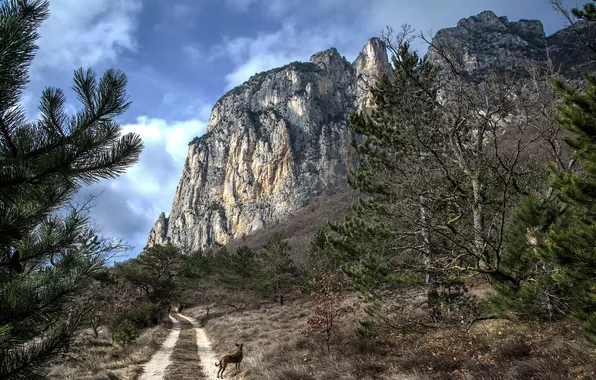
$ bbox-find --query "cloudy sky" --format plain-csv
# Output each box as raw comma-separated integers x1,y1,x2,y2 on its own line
23,0,578,261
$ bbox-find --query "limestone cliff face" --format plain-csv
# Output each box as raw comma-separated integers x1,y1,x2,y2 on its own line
353,37,391,110
147,38,390,250
147,212,169,247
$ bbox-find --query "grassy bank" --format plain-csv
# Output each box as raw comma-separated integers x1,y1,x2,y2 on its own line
47,320,172,380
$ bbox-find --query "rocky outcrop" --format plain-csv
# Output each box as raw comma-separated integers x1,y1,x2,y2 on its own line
427,10,596,80
147,212,169,247
353,37,391,110
427,11,547,79
546,21,596,76
147,38,390,250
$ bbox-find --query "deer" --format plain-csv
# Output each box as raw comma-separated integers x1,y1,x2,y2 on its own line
215,342,243,378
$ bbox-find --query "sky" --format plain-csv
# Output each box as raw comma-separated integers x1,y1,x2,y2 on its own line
22,0,579,261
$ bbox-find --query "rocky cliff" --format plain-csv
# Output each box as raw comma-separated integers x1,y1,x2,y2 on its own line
147,38,390,250
147,10,592,252
428,11,547,77
428,10,594,79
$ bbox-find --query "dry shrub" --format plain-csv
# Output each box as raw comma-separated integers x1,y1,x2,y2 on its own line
193,285,596,380
397,348,463,374
493,336,532,361
504,357,569,380
305,272,354,352
197,296,392,380
268,364,315,380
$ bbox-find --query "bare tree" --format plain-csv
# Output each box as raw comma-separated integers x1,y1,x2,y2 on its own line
336,25,569,326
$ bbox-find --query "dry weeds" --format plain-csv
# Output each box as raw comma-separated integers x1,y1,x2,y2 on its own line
47,320,172,380
188,296,399,380
188,293,596,380
390,317,596,379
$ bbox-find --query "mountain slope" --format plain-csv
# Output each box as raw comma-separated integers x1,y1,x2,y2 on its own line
147,10,594,252
147,38,389,250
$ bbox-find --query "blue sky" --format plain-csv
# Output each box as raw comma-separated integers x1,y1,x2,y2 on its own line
23,0,579,261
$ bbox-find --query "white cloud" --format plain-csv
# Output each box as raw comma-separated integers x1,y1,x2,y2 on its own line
172,3,193,18
77,115,208,256
33,0,142,72
224,0,258,12
122,116,206,165
213,0,432,91
223,0,354,18
120,116,206,224
214,21,356,90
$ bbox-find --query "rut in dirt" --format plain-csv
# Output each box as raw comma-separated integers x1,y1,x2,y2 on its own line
138,315,180,380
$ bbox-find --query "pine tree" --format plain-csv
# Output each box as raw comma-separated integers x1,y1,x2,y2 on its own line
487,195,572,321
330,33,439,304
0,1,143,378
259,233,297,305
305,228,344,282
489,0,596,345
491,71,596,344
114,245,185,305
211,245,265,294
329,31,464,325
545,72,596,343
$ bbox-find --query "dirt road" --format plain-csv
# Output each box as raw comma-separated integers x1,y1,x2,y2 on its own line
138,313,220,380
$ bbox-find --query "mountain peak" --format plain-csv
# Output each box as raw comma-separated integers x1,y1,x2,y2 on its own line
309,47,349,71
353,37,390,111
456,10,508,29
430,11,546,76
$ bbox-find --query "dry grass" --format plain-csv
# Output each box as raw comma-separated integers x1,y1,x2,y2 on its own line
187,296,403,380
163,315,206,379
187,293,596,380
226,189,358,254
47,320,172,380
390,317,596,379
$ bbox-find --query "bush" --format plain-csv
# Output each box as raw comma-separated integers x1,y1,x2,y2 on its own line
305,271,354,352
494,337,532,361
112,319,141,348
126,302,162,328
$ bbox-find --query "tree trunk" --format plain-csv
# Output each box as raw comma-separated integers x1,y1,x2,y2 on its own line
472,175,486,267
420,195,441,321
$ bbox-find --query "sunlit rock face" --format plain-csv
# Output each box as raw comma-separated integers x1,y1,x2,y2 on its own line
147,38,390,251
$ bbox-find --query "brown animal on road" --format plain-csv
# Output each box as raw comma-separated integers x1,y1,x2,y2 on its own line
215,343,243,378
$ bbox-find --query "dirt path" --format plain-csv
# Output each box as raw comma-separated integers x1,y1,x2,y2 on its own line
139,315,181,380
177,314,220,380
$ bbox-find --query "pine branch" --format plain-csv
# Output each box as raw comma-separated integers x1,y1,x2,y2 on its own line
38,87,68,138
0,0,50,159
0,1,143,377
